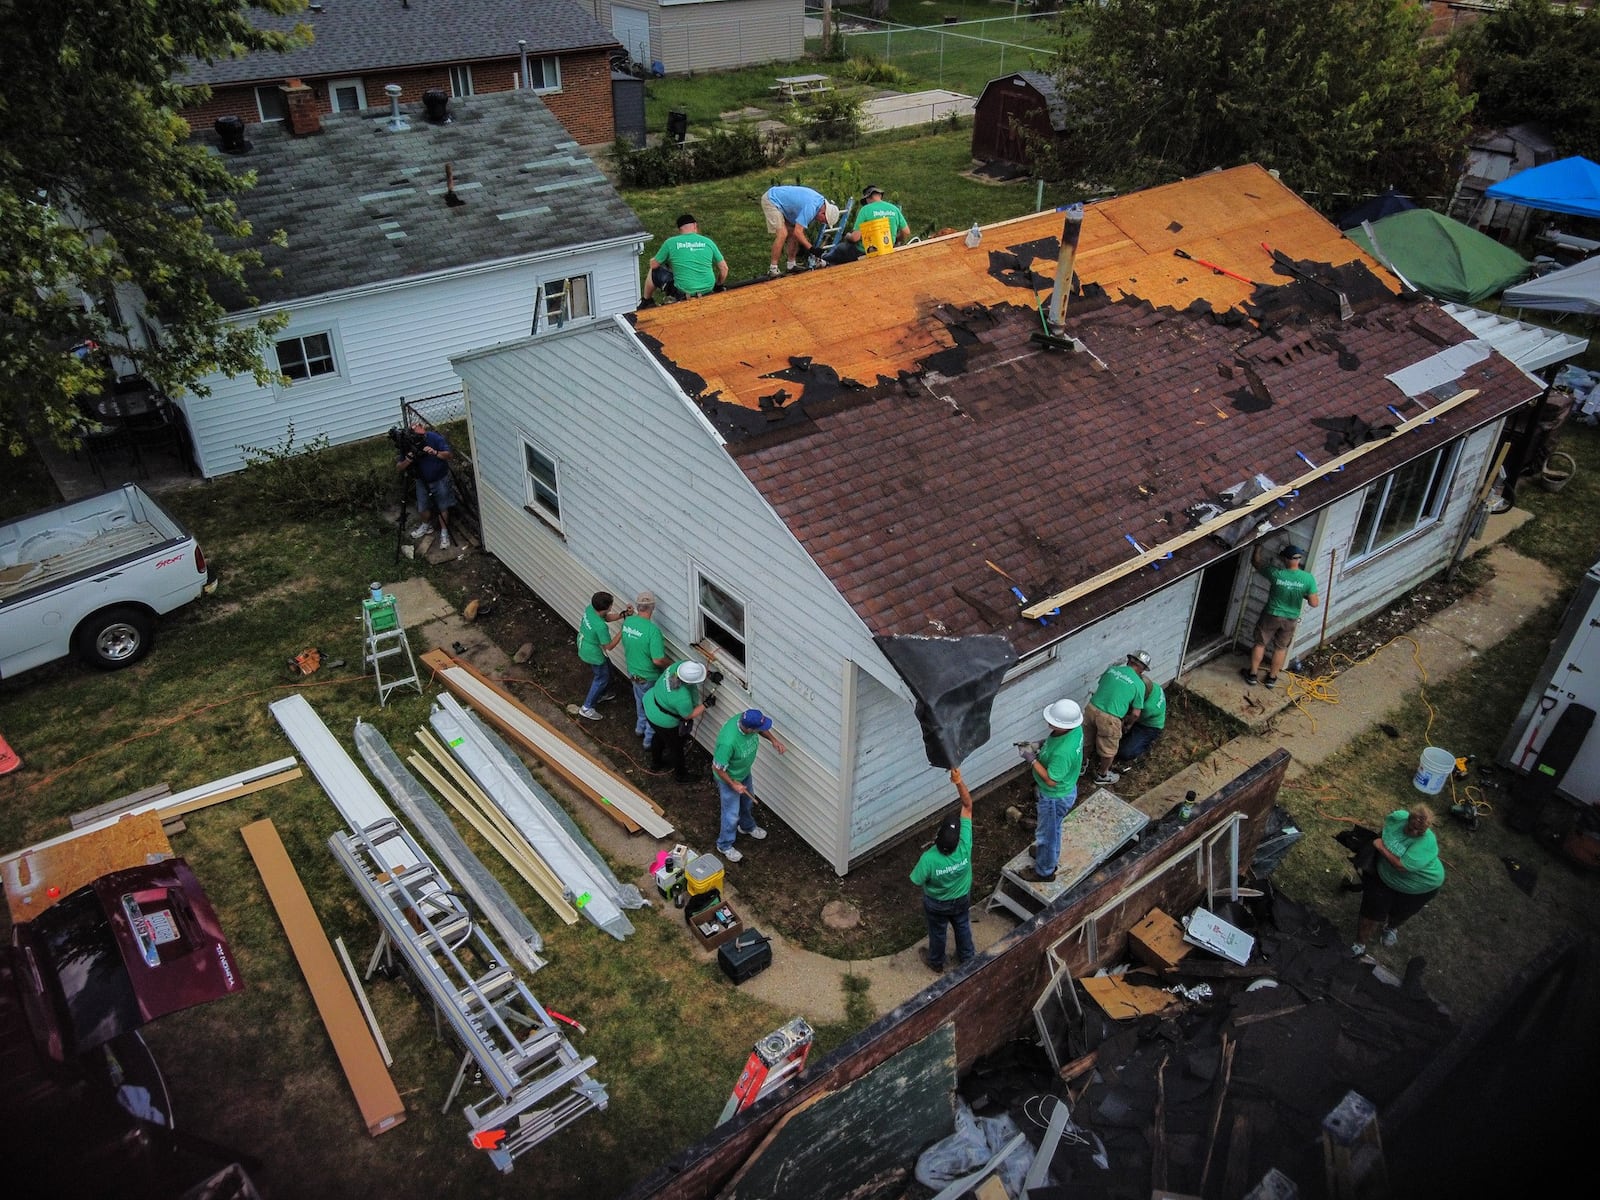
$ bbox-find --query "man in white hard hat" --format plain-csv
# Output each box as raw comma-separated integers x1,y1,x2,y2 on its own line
1021,699,1084,884
643,659,707,781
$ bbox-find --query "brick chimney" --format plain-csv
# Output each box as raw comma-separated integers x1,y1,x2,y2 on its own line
281,78,321,136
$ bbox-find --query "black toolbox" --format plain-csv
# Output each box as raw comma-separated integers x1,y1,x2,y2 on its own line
717,929,772,984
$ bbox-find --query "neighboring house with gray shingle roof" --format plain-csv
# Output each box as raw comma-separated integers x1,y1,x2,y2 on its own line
179,0,622,147
177,89,646,478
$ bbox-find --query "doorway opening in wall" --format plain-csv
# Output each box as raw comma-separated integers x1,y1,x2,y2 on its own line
1182,548,1244,669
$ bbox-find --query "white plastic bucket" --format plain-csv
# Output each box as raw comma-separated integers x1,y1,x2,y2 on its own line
1413,746,1454,795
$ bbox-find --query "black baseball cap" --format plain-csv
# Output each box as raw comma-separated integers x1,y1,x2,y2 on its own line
936,814,960,853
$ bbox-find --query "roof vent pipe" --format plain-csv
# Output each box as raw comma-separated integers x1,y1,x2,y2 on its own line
383,83,409,132
518,39,529,89
214,115,251,155
1047,203,1085,333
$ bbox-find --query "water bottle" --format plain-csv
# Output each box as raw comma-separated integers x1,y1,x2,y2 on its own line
1179,790,1196,822
369,581,384,603
965,221,982,248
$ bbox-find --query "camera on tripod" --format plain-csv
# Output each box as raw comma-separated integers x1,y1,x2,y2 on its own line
389,424,427,463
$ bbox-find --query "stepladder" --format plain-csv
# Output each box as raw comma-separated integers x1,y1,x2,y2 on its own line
363,592,422,706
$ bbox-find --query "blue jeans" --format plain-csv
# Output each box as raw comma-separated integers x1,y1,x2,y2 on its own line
631,679,654,744
716,775,759,852
923,893,974,969
582,661,613,710
1035,787,1078,877
1117,724,1163,762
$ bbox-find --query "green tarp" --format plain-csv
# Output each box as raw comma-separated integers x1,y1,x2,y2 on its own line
1346,208,1532,303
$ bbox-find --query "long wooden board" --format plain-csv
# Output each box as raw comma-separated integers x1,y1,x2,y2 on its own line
420,649,673,837
240,818,406,1138
1022,389,1480,616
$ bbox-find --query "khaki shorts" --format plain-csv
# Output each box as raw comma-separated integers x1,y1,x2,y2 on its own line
1085,704,1123,761
1254,614,1299,654
761,193,787,236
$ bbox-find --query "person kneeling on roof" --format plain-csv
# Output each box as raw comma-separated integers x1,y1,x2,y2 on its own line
643,213,728,303
822,184,910,266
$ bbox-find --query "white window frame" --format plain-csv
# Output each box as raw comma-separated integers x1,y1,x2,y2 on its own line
532,274,593,333
521,437,562,530
329,78,367,112
273,328,342,385
522,55,562,94
449,65,474,98
255,84,288,123
692,566,748,683
1347,441,1461,563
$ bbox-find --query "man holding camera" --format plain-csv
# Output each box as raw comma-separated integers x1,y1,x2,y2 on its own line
396,421,455,549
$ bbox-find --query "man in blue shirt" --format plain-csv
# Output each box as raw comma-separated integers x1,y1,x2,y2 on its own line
761,185,839,276
397,421,455,549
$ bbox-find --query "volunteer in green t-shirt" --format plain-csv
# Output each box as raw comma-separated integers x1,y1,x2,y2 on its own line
643,660,706,781
710,708,787,863
1243,542,1320,689
1353,805,1445,957
909,768,976,973
621,591,671,749
1083,651,1149,786
1118,674,1166,764
643,213,728,302
823,183,910,264
1020,699,1084,884
574,590,625,721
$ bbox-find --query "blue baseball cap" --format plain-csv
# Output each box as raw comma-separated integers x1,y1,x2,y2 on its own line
740,709,773,732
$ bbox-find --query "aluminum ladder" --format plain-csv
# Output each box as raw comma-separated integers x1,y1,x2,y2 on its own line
361,592,421,707
329,817,607,1172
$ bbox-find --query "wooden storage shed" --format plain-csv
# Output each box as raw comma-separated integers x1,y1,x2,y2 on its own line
971,70,1067,168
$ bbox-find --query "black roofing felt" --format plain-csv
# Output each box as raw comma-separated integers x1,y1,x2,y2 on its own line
183,0,618,87
210,90,644,309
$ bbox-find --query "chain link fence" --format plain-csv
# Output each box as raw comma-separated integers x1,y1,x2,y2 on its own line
401,391,479,549
807,10,1061,95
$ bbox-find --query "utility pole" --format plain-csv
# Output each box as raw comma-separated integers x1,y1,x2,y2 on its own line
822,0,833,55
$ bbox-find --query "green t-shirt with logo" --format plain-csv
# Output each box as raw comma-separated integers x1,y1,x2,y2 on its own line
621,614,666,681
656,231,726,296
577,604,611,665
1034,727,1083,797
1139,680,1167,730
712,716,761,782
1376,809,1445,893
1089,663,1145,719
1260,564,1319,619
909,817,972,900
642,663,699,727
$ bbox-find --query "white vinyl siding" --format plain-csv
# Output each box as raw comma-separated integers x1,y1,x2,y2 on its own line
449,65,474,98
655,0,805,74
183,244,638,478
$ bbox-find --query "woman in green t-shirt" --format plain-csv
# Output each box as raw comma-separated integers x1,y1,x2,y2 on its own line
1352,805,1445,957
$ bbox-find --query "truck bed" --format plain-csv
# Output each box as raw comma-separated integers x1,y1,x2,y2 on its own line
0,521,171,604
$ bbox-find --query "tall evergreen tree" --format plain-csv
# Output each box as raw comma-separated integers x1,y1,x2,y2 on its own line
1049,0,1472,205
0,1,304,453
1450,0,1600,157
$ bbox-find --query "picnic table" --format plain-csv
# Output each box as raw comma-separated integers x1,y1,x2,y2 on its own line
772,73,832,100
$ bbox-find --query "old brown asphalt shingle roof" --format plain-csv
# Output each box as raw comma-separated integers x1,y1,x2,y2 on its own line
632,165,1540,649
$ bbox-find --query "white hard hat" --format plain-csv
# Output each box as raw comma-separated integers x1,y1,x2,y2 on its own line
1129,649,1152,669
677,661,707,684
1043,699,1083,730
823,201,840,228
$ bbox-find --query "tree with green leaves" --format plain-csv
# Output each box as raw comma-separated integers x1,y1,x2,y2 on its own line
1449,0,1600,157
1046,0,1472,205
0,0,305,456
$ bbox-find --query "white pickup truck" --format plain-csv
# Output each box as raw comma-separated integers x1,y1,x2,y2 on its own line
0,484,209,677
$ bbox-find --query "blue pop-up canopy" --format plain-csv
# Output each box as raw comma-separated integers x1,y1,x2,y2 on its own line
1485,156,1600,219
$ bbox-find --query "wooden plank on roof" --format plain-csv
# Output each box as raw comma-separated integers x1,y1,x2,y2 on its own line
241,818,406,1138
419,649,673,837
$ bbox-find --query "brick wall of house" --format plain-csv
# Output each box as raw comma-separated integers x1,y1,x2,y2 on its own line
181,49,616,146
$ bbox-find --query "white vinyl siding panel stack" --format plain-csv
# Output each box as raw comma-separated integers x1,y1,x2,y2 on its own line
1313,422,1502,645
457,319,894,871
654,0,806,74
182,249,638,478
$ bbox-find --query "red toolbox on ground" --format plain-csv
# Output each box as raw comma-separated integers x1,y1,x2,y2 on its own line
717,929,772,984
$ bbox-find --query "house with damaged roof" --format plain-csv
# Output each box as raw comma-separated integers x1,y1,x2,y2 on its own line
173,88,644,479
451,164,1543,874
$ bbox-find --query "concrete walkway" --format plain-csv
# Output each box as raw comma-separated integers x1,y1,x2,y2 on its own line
390,512,1562,1029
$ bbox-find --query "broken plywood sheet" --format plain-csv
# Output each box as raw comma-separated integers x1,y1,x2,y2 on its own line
4,811,172,924
721,1022,956,1200
1080,973,1181,1020
1000,788,1149,900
